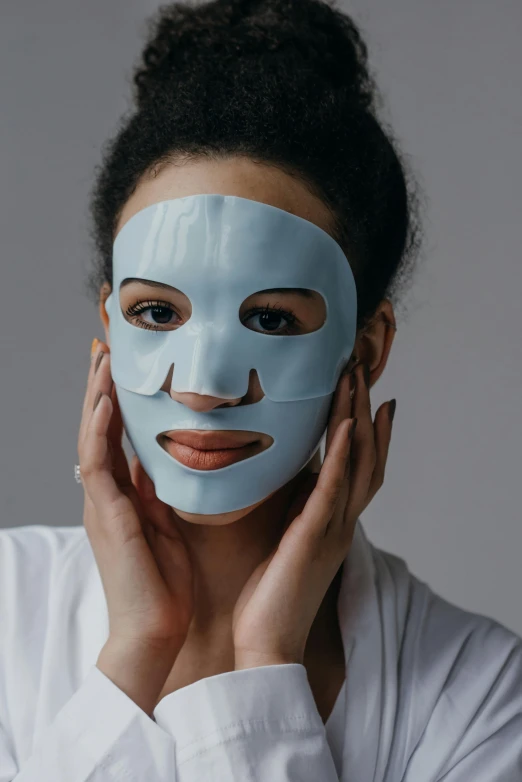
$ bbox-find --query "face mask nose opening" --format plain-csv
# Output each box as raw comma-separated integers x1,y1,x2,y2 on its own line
160,365,267,408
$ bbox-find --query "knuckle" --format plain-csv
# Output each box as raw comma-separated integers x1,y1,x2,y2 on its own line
79,462,92,480
78,457,97,481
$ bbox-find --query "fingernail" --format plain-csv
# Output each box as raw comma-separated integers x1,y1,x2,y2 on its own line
363,363,371,388
91,338,99,359
93,390,102,411
94,351,105,375
388,399,397,423
349,418,358,440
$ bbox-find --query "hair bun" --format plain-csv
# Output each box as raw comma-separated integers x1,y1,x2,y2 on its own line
134,0,376,110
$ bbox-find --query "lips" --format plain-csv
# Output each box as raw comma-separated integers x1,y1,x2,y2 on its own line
164,430,257,451
161,432,260,471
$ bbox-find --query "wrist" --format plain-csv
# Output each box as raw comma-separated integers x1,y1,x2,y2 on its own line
97,636,180,717
234,652,301,670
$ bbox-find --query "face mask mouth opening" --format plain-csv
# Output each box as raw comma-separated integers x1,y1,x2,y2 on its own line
156,431,274,471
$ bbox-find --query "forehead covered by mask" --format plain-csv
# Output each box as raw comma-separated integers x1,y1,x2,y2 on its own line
104,194,357,514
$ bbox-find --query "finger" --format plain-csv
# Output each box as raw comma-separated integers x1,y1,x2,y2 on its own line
129,460,192,598
80,343,101,424
294,418,354,547
79,388,120,505
325,368,353,456
366,400,395,502
81,342,109,419
78,349,100,448
346,363,377,511
78,342,112,448
130,456,179,540
130,454,159,518
80,345,133,493
283,472,319,533
129,454,159,551
106,379,134,489
79,390,143,542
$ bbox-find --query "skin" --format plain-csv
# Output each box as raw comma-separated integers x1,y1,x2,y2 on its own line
95,155,397,718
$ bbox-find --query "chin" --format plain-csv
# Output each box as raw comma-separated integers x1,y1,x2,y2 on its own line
171,497,267,526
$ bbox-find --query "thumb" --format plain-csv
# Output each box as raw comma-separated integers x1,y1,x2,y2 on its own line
130,455,163,517
130,456,181,538
132,455,156,500
283,472,319,534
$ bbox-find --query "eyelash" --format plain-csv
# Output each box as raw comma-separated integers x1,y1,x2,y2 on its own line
124,299,299,335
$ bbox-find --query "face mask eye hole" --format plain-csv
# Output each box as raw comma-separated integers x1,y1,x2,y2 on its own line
239,289,326,336
118,279,191,332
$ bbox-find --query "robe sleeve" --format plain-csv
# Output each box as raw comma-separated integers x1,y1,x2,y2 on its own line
153,663,341,782
0,664,177,781
0,526,178,781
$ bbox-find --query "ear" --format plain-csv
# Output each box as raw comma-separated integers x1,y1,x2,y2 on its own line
98,283,112,348
351,298,397,388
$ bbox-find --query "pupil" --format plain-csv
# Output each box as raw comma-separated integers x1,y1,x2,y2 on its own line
151,306,172,324
260,312,282,331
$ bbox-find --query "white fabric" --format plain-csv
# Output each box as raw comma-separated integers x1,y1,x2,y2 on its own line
0,520,520,781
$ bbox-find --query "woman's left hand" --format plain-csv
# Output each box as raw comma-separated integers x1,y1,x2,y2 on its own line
232,362,396,670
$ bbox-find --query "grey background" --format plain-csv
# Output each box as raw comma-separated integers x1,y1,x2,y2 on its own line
1,1,521,635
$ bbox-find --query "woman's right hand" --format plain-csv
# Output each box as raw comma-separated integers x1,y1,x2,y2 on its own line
77,340,195,709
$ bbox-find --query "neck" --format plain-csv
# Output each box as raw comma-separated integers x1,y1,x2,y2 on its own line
157,456,346,700
171,453,326,638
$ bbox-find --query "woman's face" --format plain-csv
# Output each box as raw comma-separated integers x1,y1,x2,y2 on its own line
100,155,353,526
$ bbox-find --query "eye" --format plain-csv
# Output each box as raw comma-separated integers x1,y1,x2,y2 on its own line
125,300,180,331
125,300,300,335
242,303,299,335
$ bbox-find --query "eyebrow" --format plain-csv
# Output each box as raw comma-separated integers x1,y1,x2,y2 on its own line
120,278,315,298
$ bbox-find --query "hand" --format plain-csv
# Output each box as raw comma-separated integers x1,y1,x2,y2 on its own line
78,341,195,690
231,362,395,669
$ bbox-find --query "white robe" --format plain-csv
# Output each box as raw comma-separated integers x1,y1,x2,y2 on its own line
0,520,520,781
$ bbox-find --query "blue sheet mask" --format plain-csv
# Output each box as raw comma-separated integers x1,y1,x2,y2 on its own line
104,194,357,514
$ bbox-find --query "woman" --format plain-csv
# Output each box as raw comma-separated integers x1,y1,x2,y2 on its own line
1,0,520,780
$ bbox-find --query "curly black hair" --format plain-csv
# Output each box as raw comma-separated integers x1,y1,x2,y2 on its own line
86,0,425,332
